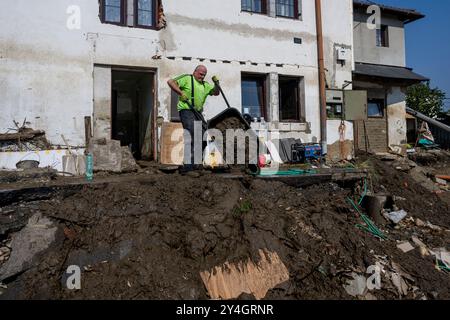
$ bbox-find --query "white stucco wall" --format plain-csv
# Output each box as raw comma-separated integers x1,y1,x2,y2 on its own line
353,11,406,67
387,86,407,149
322,0,354,155
1,0,353,153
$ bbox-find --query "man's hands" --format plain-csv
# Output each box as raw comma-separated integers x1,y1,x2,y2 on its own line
212,75,220,84
180,92,189,102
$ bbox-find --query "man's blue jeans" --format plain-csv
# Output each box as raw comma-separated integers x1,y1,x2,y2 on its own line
179,110,205,168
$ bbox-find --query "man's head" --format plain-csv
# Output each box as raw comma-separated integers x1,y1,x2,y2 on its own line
193,65,207,82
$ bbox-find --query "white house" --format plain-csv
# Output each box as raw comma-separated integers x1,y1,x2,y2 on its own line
1,0,358,162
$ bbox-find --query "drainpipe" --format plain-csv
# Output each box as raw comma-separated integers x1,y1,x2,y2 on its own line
315,0,327,155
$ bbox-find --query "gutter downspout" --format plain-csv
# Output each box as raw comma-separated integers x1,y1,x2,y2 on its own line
315,0,327,155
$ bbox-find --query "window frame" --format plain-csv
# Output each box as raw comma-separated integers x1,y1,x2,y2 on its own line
276,0,300,20
100,0,127,26
241,73,268,120
376,25,389,47
134,0,158,30
367,98,385,118
279,75,302,122
241,0,268,15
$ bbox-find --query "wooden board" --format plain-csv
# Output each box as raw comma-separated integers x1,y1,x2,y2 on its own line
160,122,184,165
200,249,289,300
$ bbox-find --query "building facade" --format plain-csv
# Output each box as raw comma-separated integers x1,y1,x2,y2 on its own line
352,0,427,154
1,0,356,162
0,1,428,162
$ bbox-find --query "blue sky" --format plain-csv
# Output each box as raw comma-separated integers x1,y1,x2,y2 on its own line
374,0,450,111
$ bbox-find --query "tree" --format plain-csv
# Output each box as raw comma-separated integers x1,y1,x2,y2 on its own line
406,83,445,118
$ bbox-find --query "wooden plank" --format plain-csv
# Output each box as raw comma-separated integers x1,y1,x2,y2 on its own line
160,122,184,165
0,130,45,141
84,116,92,148
200,249,289,300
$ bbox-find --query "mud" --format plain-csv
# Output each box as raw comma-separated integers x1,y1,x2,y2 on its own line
0,157,449,300
213,116,258,167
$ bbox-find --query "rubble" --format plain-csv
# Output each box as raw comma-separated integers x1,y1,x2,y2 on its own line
0,122,51,152
0,213,59,281
397,241,414,253
87,139,139,173
385,210,408,224
0,154,448,300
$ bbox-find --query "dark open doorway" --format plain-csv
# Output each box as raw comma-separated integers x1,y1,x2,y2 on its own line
111,70,154,160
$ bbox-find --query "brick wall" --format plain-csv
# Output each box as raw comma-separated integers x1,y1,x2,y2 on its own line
355,118,388,153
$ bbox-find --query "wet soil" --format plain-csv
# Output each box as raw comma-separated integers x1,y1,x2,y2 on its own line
0,157,449,300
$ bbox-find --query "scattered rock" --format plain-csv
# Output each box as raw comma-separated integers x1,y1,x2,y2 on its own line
426,221,443,232
0,213,58,281
434,177,448,186
415,218,426,227
397,241,415,253
385,210,407,224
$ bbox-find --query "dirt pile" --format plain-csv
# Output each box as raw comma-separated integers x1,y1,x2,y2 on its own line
212,116,258,167
0,157,449,300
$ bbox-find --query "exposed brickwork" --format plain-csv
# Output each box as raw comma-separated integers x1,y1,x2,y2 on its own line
355,118,388,153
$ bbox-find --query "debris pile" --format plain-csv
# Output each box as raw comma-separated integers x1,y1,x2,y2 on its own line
0,120,51,152
0,156,448,300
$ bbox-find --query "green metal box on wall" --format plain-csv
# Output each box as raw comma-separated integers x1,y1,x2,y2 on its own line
344,90,368,121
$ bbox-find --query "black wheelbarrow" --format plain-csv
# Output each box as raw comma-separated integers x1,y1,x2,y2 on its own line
207,81,259,171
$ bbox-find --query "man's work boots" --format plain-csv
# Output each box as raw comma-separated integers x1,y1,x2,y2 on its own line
178,164,194,174
179,164,204,176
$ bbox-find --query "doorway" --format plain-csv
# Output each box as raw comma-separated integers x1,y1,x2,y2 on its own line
111,70,154,160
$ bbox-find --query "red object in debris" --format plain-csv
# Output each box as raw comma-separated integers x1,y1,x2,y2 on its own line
258,154,271,168
436,175,450,181
258,154,266,168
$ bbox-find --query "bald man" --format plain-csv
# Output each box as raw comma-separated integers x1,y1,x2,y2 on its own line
168,65,220,172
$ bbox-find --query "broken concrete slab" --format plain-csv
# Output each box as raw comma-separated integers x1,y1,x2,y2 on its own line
121,147,139,173
88,139,122,173
87,139,138,173
397,241,415,253
0,213,58,281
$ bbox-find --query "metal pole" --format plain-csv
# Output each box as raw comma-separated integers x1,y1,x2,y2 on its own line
315,0,327,155
406,107,450,132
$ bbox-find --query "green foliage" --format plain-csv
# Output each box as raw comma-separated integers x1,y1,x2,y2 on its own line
232,199,252,217
406,83,445,118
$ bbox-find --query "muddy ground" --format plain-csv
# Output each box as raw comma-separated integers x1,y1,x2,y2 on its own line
0,155,449,300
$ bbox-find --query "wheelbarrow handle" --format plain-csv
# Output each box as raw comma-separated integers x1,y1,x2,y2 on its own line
215,81,232,109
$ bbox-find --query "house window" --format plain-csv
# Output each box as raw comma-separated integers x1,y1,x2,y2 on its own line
101,0,126,24
135,0,156,27
276,0,299,19
279,76,301,121
367,99,385,117
241,74,267,120
376,25,389,47
241,0,267,14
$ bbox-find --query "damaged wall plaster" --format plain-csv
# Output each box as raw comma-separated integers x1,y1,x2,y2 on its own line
0,0,353,150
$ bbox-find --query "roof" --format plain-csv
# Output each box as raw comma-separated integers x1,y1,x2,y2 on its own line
354,62,429,82
353,0,425,24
